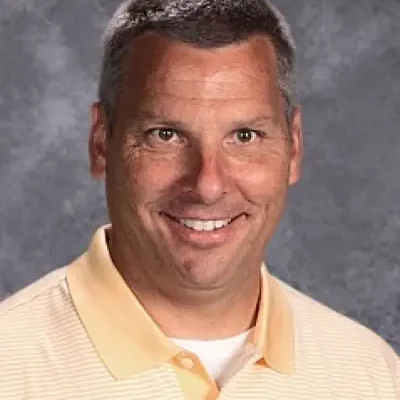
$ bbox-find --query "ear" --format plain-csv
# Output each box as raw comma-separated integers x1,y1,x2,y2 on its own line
288,106,303,185
89,102,108,179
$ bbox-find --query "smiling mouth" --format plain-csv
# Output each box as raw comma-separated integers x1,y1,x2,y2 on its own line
161,213,245,232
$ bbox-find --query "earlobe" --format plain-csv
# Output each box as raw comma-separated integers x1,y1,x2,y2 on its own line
89,102,107,180
288,106,303,185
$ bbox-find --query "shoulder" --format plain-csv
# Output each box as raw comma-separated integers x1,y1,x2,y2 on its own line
0,266,75,361
279,277,391,347
0,266,84,397
0,267,71,348
0,267,68,318
276,277,399,390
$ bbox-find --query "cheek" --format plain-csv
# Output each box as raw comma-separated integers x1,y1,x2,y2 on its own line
234,155,290,204
119,148,186,202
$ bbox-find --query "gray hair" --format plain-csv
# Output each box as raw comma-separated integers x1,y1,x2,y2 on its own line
98,0,297,132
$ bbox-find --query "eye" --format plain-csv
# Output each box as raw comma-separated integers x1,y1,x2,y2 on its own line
150,128,179,142
235,129,259,143
143,127,186,150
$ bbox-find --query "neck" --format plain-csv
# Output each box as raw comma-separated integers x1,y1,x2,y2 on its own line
107,229,262,340
139,273,261,340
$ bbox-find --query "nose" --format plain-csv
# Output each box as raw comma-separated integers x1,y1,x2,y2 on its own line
185,147,229,204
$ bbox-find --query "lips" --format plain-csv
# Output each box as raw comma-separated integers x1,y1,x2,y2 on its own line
159,211,247,248
161,212,244,232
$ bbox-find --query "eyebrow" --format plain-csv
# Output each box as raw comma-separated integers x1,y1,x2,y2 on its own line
132,110,191,132
229,115,273,130
130,110,273,132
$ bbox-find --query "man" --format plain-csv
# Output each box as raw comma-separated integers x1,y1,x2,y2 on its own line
0,0,398,398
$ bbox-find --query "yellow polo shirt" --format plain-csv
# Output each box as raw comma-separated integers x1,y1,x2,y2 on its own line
0,226,398,399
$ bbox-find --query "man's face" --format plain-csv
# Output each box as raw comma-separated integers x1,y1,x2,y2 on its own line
90,33,302,289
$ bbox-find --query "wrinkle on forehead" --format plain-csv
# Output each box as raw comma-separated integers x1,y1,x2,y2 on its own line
127,95,281,140
127,33,278,90
119,33,285,126
145,76,268,102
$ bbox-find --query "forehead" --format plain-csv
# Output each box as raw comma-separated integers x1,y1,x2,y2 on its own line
120,32,282,116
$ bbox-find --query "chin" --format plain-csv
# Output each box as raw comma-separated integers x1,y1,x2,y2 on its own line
165,249,246,289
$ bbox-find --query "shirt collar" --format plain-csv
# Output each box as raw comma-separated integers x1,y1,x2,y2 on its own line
67,225,294,379
254,266,295,373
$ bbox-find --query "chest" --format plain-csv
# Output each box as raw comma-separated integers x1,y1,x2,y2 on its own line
13,358,397,400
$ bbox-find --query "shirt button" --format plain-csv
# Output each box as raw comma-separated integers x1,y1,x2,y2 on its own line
179,356,195,369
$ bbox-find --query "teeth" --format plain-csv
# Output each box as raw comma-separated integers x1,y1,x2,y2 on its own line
178,218,232,232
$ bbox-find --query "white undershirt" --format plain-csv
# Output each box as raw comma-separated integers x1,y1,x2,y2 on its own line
169,329,253,385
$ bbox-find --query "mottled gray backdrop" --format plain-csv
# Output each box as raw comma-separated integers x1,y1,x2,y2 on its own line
0,1,399,352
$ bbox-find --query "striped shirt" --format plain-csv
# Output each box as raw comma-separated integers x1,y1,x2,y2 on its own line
0,226,398,399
